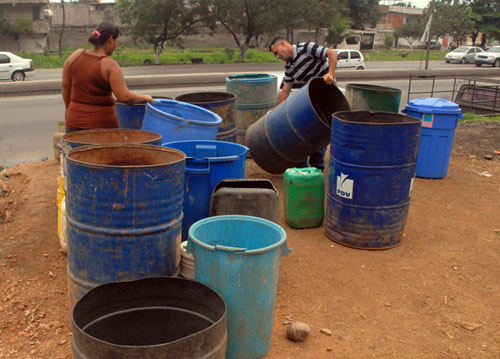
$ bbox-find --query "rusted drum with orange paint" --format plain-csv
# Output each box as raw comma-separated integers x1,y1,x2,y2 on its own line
65,144,185,306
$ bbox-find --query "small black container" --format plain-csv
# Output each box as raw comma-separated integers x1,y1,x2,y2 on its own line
209,179,280,224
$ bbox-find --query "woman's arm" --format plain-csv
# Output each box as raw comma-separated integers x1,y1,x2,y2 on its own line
104,58,153,105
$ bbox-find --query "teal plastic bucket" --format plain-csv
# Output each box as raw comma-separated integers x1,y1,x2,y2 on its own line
187,215,289,359
142,99,222,143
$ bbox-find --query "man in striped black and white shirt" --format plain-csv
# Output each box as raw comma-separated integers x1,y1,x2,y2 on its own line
269,37,338,171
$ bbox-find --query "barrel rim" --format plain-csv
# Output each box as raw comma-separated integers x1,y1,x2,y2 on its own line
188,215,287,255
67,143,186,168
62,128,162,147
72,276,227,349
226,73,277,81
116,96,172,106
346,83,402,93
162,140,248,161
333,111,422,126
174,91,236,105
146,99,222,127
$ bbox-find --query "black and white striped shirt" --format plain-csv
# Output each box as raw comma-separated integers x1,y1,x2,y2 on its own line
284,42,329,87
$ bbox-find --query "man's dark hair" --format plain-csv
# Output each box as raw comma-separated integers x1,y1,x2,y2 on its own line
88,22,121,47
268,37,289,52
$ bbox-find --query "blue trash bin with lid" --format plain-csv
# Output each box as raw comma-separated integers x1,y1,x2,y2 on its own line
162,140,248,242
402,97,464,179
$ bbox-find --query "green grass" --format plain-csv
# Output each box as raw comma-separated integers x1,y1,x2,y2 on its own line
18,47,449,69
460,113,500,122
362,49,448,62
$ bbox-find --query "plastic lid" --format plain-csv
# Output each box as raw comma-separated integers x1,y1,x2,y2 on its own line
405,97,462,115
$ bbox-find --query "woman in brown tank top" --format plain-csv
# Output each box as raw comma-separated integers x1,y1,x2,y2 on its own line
62,22,153,132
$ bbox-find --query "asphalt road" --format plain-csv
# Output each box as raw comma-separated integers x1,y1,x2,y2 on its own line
0,76,465,167
12,60,480,82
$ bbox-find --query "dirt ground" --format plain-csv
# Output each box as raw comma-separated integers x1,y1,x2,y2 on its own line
0,121,499,359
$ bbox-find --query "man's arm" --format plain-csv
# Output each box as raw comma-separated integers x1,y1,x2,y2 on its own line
323,48,337,85
276,82,293,106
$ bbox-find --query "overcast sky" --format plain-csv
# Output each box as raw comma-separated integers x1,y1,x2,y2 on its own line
409,0,431,8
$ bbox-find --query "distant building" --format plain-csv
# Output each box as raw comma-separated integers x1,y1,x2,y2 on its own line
0,0,51,52
378,4,424,31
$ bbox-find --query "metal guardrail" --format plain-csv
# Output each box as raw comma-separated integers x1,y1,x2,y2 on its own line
407,74,500,115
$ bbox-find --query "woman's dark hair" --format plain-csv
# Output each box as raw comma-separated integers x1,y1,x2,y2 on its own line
88,22,121,47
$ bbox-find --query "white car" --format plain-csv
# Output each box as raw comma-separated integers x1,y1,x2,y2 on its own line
474,46,500,67
444,46,483,64
0,51,34,81
335,49,365,70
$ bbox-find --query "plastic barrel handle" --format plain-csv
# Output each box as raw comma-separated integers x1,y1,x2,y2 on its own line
185,167,210,174
215,244,247,252
185,240,194,255
185,158,211,174
281,243,291,257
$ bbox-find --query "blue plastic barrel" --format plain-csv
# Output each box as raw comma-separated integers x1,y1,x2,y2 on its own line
142,99,222,143
162,140,248,242
116,97,172,129
187,215,290,359
246,77,350,174
326,111,421,249
226,73,277,146
65,144,186,305
175,92,237,143
402,97,464,179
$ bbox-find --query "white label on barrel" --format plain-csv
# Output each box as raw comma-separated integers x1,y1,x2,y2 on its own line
409,177,414,197
337,173,353,199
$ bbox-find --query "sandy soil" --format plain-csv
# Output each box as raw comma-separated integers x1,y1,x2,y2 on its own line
0,121,499,359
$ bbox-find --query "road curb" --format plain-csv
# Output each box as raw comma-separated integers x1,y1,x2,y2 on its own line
1,68,499,97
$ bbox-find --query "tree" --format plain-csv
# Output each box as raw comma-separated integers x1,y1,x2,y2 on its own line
347,0,382,30
302,0,345,42
57,0,66,57
0,9,7,33
428,0,474,45
394,21,423,49
116,0,208,64
206,0,280,62
273,0,308,43
5,19,34,52
466,0,500,46
325,11,351,48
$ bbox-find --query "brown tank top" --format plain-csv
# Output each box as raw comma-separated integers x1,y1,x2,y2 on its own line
65,50,119,129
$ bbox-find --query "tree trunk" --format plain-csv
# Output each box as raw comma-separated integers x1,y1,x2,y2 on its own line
238,42,249,63
58,0,65,58
153,44,162,65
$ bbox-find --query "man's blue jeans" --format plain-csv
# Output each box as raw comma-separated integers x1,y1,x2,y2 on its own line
295,147,326,171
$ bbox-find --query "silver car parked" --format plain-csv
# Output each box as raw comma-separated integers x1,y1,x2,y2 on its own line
445,46,483,64
474,46,500,67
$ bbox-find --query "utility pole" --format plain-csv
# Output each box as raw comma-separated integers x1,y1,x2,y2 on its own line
424,0,434,70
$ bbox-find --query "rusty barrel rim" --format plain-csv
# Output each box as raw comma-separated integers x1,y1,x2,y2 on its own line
67,144,186,168
62,128,162,148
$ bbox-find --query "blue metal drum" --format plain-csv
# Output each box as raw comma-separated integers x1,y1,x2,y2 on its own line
246,78,350,174
65,144,186,305
326,111,421,249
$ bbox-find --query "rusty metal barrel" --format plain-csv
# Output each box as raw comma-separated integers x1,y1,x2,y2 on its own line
226,73,277,146
175,92,237,143
65,144,185,305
